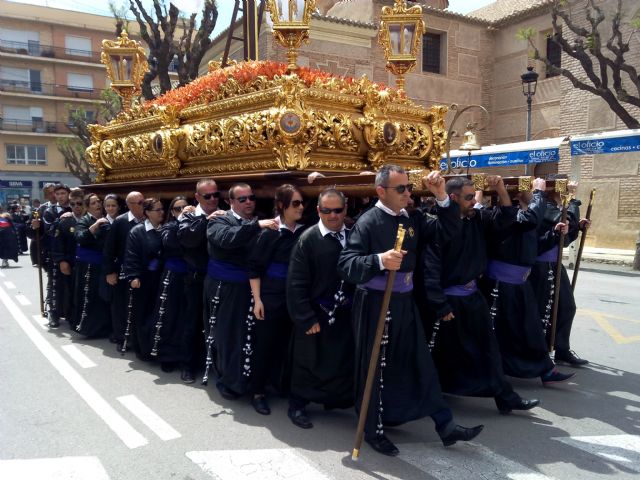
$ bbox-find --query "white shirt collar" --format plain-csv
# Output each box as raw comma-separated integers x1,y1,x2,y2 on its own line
127,211,140,223
276,216,304,232
73,214,84,222
375,200,409,218
107,214,115,224
195,204,205,217
144,219,157,231
317,220,347,247
230,208,243,220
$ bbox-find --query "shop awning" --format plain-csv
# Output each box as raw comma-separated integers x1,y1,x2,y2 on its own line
570,129,640,155
441,137,567,170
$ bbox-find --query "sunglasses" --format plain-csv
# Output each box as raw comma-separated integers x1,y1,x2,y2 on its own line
70,202,84,207
455,193,475,201
381,183,414,194
290,200,304,208
200,192,220,200
172,205,185,212
319,207,345,215
236,195,256,203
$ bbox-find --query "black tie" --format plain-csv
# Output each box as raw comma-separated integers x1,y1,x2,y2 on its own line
331,231,344,242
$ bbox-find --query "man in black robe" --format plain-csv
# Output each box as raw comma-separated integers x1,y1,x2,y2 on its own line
178,178,226,383
204,183,277,402
338,165,483,457
103,191,145,350
481,179,574,385
286,188,354,429
530,184,589,366
27,184,55,268
423,176,540,414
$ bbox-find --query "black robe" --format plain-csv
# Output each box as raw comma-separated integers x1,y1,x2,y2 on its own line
43,204,72,320
0,216,19,262
27,202,52,268
286,224,355,408
73,214,111,338
530,199,581,351
247,223,306,394
51,215,80,323
423,205,517,398
11,212,28,252
338,205,455,434
480,191,554,378
205,211,261,394
103,213,141,343
122,223,163,357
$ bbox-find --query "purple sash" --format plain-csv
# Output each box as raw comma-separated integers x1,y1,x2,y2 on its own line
536,245,559,263
165,257,188,274
148,258,161,272
443,280,478,296
486,260,531,285
75,246,102,265
207,259,248,283
266,262,288,279
361,271,413,293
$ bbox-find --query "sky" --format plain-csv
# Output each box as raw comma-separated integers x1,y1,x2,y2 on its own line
8,0,496,36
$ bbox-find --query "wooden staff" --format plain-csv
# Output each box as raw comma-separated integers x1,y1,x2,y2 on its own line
571,188,596,291
33,211,45,316
352,224,406,461
548,195,570,353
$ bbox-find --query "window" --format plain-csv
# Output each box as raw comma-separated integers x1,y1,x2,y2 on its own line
67,109,95,126
0,28,39,53
6,144,47,165
422,32,443,74
67,73,93,91
30,69,42,92
65,35,92,57
0,66,30,88
546,35,561,78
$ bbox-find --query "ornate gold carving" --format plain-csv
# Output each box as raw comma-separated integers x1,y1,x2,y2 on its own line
407,169,427,189
518,176,533,192
472,173,488,191
101,31,149,107
555,178,568,194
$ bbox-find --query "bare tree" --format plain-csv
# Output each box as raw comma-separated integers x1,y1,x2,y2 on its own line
127,0,218,99
518,0,640,129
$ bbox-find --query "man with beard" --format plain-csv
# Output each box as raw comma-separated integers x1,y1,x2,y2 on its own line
103,191,145,350
204,183,277,399
338,165,483,456
422,176,540,414
177,178,225,383
286,188,354,429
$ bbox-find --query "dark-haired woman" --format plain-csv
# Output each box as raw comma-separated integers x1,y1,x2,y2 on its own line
122,198,164,358
0,213,19,268
73,194,111,337
104,194,121,224
247,184,306,415
147,196,193,375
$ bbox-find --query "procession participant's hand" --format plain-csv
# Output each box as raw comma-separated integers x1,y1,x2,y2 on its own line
60,212,73,219
207,209,226,220
423,171,447,200
130,278,140,289
31,218,41,230
441,312,455,322
381,249,406,271
475,190,484,204
554,222,568,235
306,322,321,335
182,205,196,215
259,219,278,230
253,298,265,320
90,217,109,234
59,261,71,276
579,218,591,231
532,178,546,191
568,181,578,194
106,272,118,286
307,172,325,184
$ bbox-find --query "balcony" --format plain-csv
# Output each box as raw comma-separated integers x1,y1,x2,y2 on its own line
0,79,105,100
0,39,102,63
0,118,77,134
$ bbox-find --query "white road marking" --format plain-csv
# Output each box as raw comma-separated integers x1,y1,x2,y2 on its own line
62,344,97,369
118,395,181,441
0,270,5,277
32,314,49,330
15,294,31,305
553,434,640,473
0,287,148,449
398,442,555,480
187,449,331,480
0,456,110,480
4,280,15,289
609,391,640,404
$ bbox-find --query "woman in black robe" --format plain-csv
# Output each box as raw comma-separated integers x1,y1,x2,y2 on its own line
73,193,111,338
122,197,164,358
0,213,19,267
248,184,306,415
10,205,28,253
147,196,191,373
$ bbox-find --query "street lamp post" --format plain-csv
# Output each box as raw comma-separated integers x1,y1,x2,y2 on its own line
265,0,316,72
521,65,539,175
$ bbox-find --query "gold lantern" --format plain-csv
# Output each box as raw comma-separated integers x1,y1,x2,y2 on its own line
101,31,149,109
378,0,426,91
266,0,317,72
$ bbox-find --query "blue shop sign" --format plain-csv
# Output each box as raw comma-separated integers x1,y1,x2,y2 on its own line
38,180,60,189
0,180,33,188
570,134,640,155
440,147,560,170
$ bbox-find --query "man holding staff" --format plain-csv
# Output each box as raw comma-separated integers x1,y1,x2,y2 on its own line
338,165,483,457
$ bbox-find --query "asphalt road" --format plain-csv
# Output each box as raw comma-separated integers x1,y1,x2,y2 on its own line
0,253,638,480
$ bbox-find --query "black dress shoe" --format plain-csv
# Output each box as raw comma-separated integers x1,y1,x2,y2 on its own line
161,362,175,373
555,349,589,366
48,318,60,328
251,395,271,415
216,383,240,400
497,398,540,414
439,424,484,447
365,434,399,456
541,368,576,386
288,408,313,429
180,369,195,384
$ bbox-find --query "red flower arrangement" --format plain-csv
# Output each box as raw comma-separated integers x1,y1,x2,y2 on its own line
148,60,391,110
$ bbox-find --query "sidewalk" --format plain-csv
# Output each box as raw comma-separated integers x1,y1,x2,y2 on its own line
565,246,640,276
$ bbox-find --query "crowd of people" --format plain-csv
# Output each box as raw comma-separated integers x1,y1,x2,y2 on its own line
4,166,590,457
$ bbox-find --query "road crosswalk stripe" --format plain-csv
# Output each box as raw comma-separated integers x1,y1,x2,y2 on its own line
0,456,110,480
32,314,48,330
62,344,97,368
553,434,640,473
187,449,331,480
15,294,30,305
118,394,181,441
4,281,15,289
